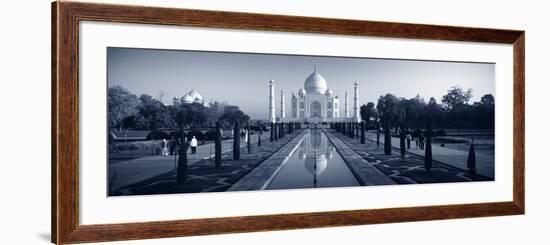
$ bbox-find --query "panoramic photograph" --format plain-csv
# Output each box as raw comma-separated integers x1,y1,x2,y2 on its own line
107,47,495,196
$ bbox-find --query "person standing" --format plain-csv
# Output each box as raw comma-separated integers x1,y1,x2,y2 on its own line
161,138,169,156
190,136,198,154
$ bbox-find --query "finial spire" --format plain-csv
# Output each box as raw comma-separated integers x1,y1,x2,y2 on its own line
314,65,317,73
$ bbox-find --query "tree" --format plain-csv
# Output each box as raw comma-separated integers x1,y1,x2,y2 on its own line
423,97,442,127
215,121,222,168
257,121,262,147
219,106,250,126
398,98,425,129
180,103,208,128
424,129,433,171
247,123,251,154
376,120,381,147
473,94,495,129
108,86,139,130
121,116,137,132
423,97,441,172
270,122,274,142
176,128,188,185
480,94,495,105
360,102,377,127
360,121,365,144
174,105,191,185
377,94,400,155
441,86,473,111
467,140,477,176
138,94,163,130
136,94,180,130
206,101,227,123
233,122,241,160
173,102,207,184
400,121,406,160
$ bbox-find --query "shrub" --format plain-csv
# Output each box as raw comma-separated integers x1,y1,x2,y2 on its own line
204,130,218,141
187,130,205,141
146,130,169,140
249,125,262,131
411,129,423,138
434,129,447,137
168,131,184,140
114,140,160,151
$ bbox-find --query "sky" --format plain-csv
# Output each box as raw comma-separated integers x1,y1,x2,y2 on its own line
107,47,495,120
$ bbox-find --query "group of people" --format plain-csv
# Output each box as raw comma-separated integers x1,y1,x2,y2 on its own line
399,128,429,150
159,136,199,156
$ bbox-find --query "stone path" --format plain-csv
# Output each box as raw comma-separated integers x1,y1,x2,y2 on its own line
228,130,308,191
323,130,395,186
112,130,304,195
109,132,270,191
364,132,494,179
333,130,492,184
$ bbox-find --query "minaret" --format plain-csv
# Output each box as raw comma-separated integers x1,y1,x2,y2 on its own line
280,89,285,121
353,82,359,122
269,80,276,123
344,91,349,118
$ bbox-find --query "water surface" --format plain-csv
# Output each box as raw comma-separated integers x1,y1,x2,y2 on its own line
267,129,360,190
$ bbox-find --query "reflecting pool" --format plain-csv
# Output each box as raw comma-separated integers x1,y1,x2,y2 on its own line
267,129,360,190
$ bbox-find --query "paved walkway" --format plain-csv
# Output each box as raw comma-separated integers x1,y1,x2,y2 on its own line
364,132,494,179
323,130,395,186
333,130,491,184
228,130,308,191
114,130,304,195
110,132,270,191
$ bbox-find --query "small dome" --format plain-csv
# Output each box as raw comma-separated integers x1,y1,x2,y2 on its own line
298,88,306,95
181,94,194,104
188,89,202,101
325,89,333,97
304,68,328,94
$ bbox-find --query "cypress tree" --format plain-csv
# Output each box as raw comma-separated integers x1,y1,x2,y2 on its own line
270,122,274,142
400,124,406,160
257,121,262,147
274,122,278,141
177,126,188,185
361,121,365,144
424,128,433,171
384,121,392,155
376,121,380,147
215,121,222,168
355,122,361,139
246,123,251,154
233,121,240,160
467,139,477,176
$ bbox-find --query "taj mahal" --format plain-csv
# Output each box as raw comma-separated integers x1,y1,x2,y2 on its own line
269,67,360,123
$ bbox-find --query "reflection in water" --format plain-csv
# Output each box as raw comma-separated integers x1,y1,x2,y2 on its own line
267,129,360,190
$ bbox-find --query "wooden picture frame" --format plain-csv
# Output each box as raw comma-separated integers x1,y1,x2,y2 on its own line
52,1,525,244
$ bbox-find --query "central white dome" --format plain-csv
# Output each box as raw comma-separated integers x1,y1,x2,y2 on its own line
188,89,202,101
304,69,327,94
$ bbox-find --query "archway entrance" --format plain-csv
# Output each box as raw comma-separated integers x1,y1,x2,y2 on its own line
310,101,321,118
